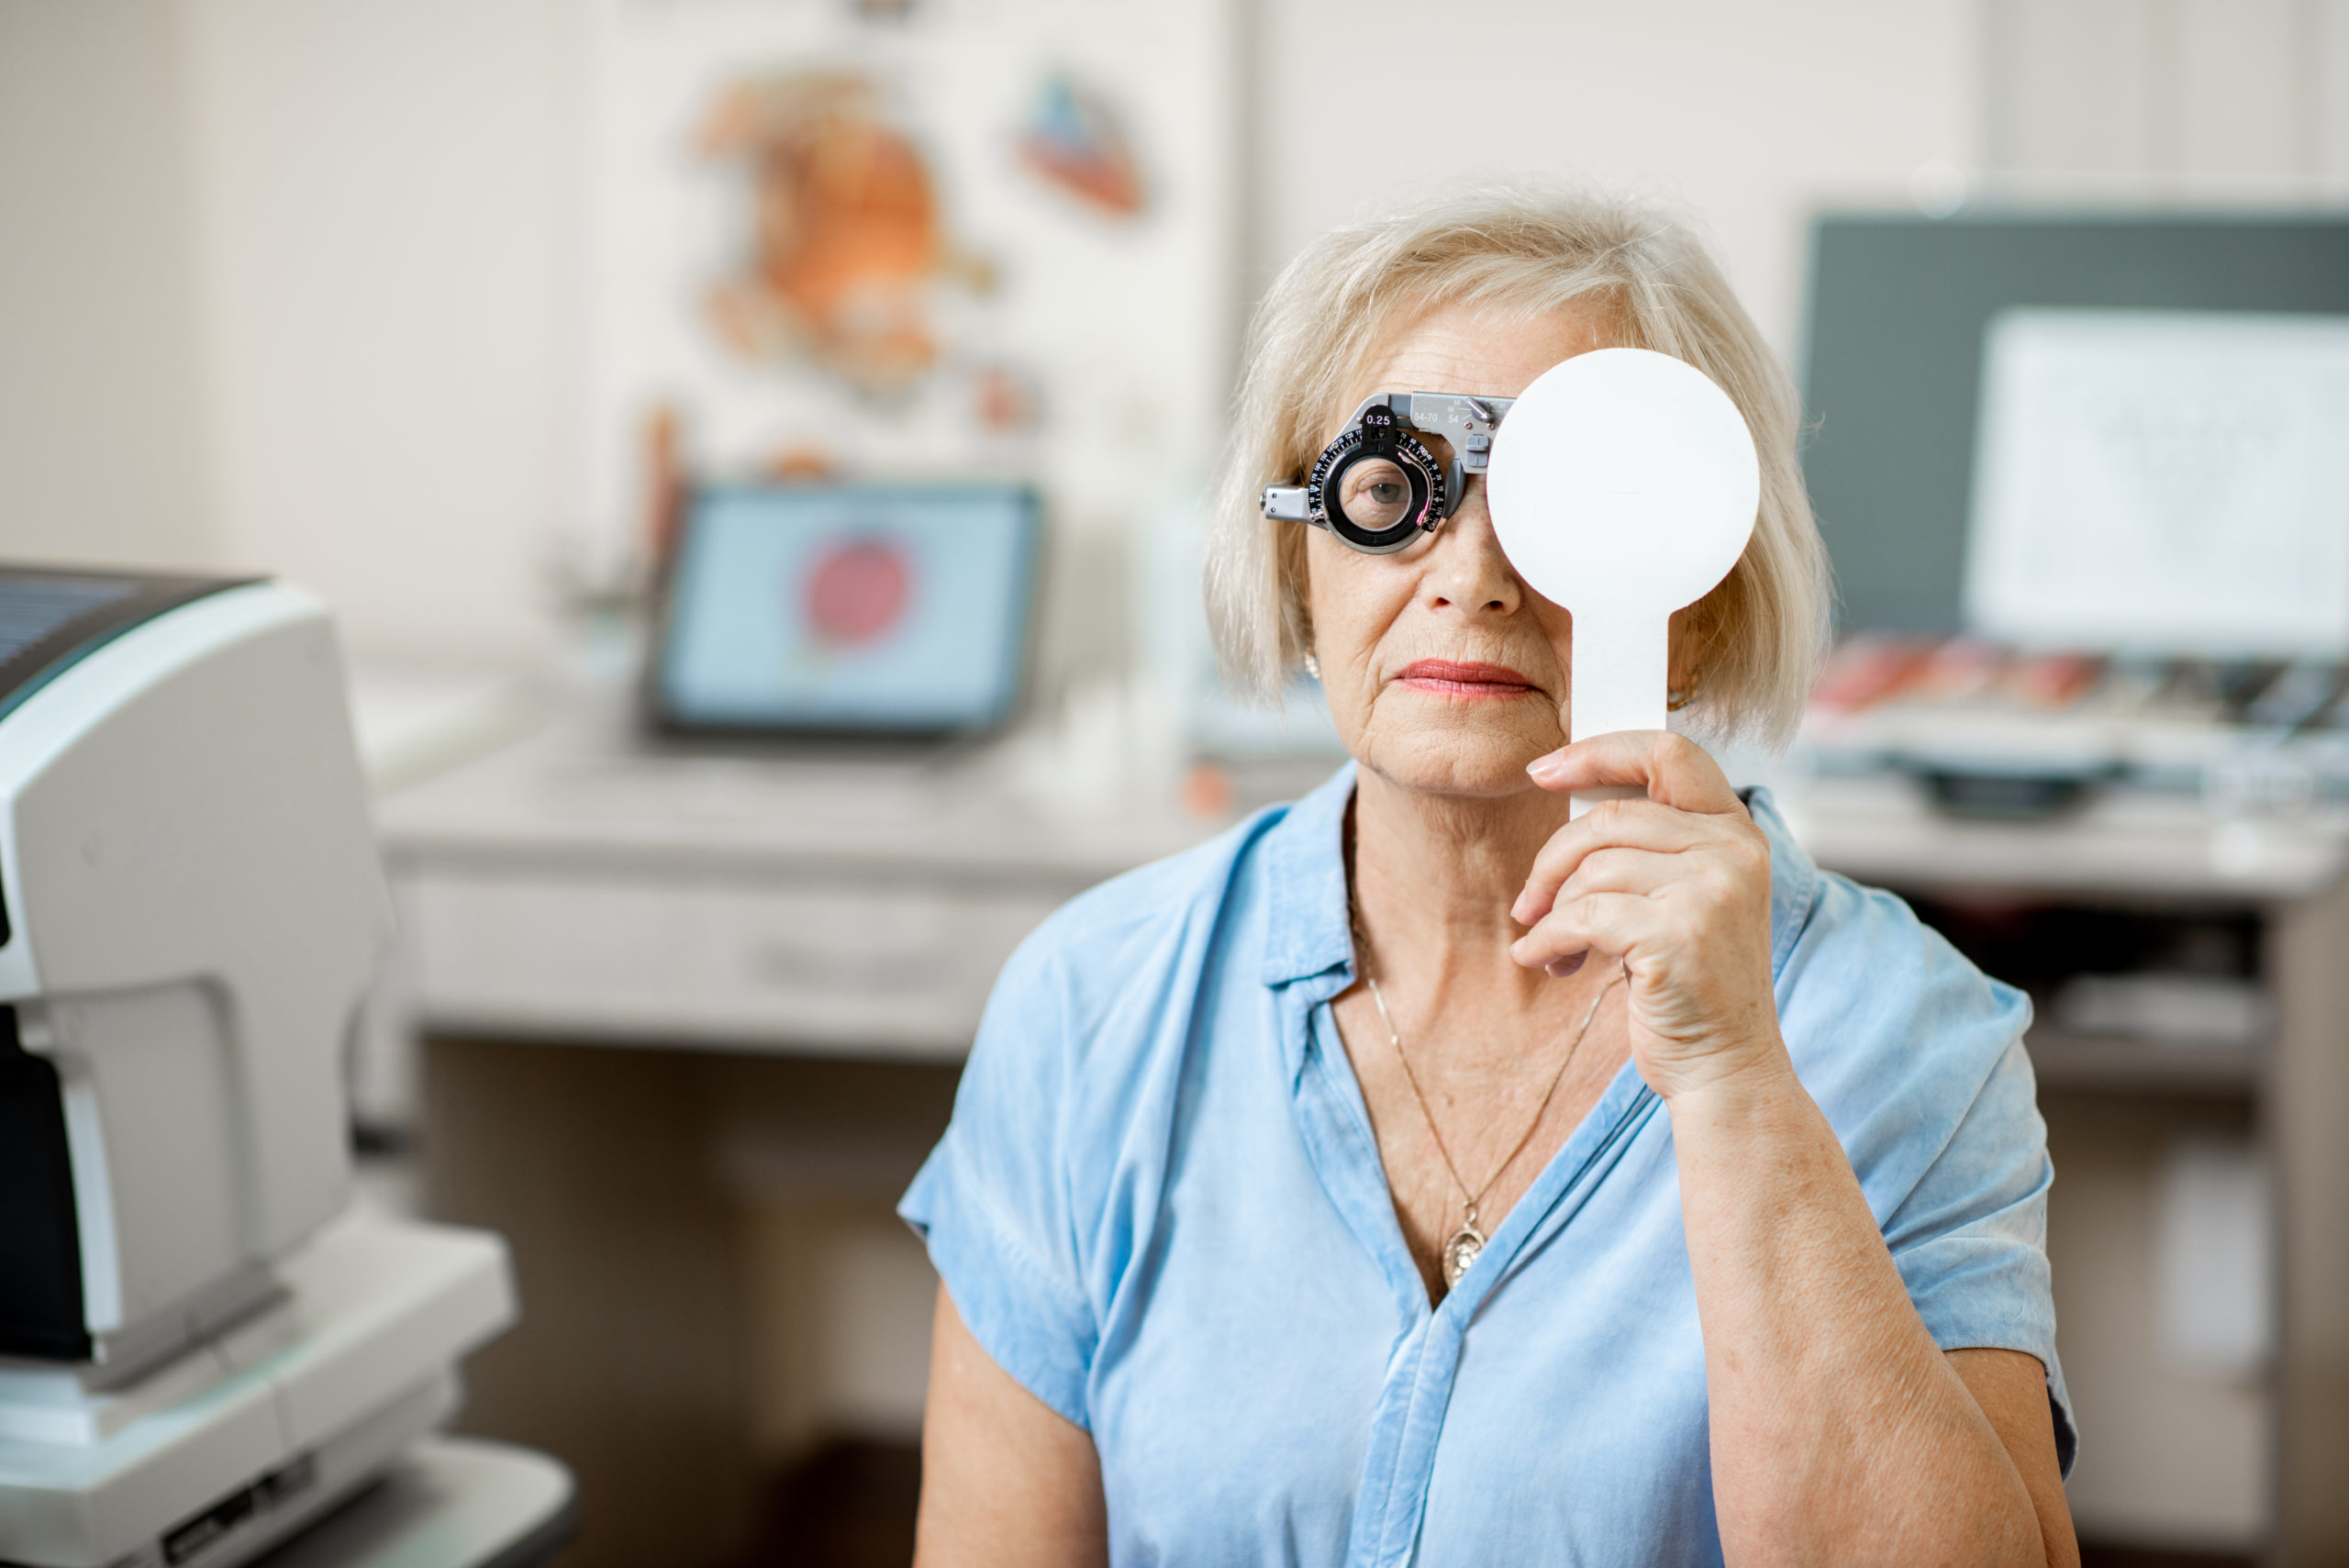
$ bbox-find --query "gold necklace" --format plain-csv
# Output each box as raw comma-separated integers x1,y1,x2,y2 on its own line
1356,940,1623,1288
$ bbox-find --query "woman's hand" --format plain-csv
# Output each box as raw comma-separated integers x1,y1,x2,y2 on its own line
1508,730,1783,1102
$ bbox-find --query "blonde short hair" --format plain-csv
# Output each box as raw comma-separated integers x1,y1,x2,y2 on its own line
1205,186,1830,748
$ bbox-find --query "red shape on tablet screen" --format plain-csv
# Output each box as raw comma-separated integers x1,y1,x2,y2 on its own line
805,538,912,647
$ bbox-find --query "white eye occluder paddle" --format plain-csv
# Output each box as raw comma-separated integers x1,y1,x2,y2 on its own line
1485,348,1761,817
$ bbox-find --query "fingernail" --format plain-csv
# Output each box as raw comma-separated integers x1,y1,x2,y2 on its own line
1527,752,1566,785
1546,952,1588,978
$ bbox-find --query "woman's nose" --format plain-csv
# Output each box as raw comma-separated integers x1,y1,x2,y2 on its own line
1420,488,1522,616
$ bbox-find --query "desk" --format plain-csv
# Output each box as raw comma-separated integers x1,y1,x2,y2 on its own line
379,708,1216,1057
1787,771,2349,901
380,712,2349,1567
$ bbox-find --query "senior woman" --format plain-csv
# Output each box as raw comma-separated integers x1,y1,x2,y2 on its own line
901,189,2076,1567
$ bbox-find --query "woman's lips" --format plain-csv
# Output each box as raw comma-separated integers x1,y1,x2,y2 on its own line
1394,659,1541,698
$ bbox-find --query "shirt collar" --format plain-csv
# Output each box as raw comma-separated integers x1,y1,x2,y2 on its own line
1257,760,1360,986
1252,762,1822,988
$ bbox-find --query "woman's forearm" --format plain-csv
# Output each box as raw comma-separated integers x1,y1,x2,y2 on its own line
1669,1048,2045,1568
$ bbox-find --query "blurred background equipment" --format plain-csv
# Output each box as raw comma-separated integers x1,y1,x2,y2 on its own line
0,567,566,1568
1803,213,2349,639
1800,213,2349,817
1966,308,2349,655
645,483,1040,741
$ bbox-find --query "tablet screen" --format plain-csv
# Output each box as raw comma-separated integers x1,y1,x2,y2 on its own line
653,484,1041,736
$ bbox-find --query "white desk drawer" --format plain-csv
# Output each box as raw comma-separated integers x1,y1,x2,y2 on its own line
396,868,1071,1057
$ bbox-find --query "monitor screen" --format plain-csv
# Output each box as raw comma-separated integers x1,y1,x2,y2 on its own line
1801,212,2349,635
652,484,1041,736
1965,308,2349,656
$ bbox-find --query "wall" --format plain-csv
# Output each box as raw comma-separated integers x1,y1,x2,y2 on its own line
175,0,578,663
1987,0,2349,183
0,0,217,572
1250,0,1983,360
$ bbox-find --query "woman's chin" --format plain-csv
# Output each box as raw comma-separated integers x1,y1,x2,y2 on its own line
1357,717,1562,800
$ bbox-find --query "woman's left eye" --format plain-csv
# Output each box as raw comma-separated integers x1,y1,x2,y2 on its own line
1339,456,1413,529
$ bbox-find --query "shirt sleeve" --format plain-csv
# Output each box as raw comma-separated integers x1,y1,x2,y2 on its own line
1779,871,2076,1474
899,933,1097,1429
1881,1034,2076,1473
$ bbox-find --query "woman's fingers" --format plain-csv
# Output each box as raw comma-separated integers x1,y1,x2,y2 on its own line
1513,844,1770,969
1523,850,1682,972
1514,730,1748,924
1509,890,1661,973
1552,844,1684,903
1512,800,1738,927
1525,729,1745,816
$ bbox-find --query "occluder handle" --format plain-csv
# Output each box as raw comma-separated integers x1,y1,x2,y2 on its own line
1566,606,1670,820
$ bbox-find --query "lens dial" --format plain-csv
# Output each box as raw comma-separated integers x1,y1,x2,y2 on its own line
1307,406,1447,553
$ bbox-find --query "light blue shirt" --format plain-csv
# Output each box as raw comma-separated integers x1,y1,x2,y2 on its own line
901,762,2073,1567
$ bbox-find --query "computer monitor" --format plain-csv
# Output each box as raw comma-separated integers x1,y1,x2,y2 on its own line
1800,211,2349,636
647,482,1041,740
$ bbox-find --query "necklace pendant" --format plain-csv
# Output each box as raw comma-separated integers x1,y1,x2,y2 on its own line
1441,1223,1486,1287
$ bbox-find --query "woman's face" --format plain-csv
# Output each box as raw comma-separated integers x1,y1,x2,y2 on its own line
1305,301,1609,800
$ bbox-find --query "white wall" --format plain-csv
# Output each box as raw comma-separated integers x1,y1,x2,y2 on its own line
176,0,578,662
0,0,217,572
0,0,576,661
6,0,2349,661
1251,0,1984,359
1987,0,2349,184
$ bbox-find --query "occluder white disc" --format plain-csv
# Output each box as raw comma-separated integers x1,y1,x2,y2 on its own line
1485,347,1759,617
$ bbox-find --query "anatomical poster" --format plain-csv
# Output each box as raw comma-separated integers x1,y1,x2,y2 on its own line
577,0,1241,584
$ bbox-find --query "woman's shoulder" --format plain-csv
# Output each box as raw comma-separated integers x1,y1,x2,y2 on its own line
1748,788,2034,1116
